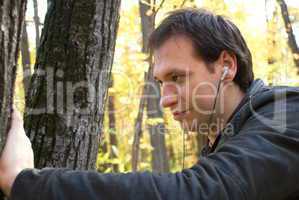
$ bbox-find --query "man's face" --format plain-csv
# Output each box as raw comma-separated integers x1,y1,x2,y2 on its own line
153,35,222,132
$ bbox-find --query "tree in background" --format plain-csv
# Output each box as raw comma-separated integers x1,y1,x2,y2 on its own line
277,0,299,69
24,0,121,170
20,22,32,107
32,0,40,49
131,0,169,172
107,79,119,172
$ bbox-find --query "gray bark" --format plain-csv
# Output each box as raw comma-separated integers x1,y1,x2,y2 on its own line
0,0,27,153
24,0,121,170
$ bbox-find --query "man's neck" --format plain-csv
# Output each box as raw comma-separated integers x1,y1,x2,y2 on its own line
207,83,246,146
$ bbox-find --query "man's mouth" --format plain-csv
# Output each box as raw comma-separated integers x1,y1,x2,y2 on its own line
172,110,189,120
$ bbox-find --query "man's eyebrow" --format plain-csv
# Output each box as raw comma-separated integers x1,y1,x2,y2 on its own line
154,68,190,81
164,68,190,78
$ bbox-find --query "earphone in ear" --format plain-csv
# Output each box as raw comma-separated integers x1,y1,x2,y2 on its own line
221,66,229,81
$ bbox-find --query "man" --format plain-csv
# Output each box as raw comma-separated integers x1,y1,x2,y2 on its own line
1,8,299,200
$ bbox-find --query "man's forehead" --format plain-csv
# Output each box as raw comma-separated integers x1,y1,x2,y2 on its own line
153,35,194,61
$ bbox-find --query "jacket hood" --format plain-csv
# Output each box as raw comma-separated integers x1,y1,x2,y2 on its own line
214,78,299,152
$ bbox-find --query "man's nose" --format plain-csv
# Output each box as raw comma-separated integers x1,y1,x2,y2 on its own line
160,84,178,108
160,95,178,108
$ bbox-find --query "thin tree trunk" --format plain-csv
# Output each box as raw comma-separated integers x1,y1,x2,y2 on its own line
24,0,121,170
139,0,169,172
20,21,32,106
132,72,147,172
32,0,40,49
107,78,118,172
146,66,169,172
277,0,299,68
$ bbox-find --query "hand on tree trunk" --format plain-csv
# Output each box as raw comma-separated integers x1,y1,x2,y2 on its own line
0,109,34,197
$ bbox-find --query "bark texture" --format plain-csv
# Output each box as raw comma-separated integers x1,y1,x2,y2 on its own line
24,0,121,170
0,0,27,153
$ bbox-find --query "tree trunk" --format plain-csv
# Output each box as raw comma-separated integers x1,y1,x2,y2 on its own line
277,0,299,68
20,22,32,106
32,0,40,49
132,72,147,172
24,0,121,170
107,78,118,172
0,0,27,153
139,0,169,172
0,1,27,198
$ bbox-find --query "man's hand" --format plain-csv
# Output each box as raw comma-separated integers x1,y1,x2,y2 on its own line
0,109,34,197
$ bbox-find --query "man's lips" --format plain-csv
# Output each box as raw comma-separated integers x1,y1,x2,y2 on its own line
172,110,189,120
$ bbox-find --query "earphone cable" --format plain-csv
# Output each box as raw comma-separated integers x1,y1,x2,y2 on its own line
207,78,223,146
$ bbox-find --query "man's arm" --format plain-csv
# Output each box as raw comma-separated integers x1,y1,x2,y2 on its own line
2,102,299,200
8,119,299,200
0,110,34,197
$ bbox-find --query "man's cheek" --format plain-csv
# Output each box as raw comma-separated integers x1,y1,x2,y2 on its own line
191,94,215,115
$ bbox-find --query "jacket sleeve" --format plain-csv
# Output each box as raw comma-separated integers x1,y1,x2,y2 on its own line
10,123,299,200
10,103,299,200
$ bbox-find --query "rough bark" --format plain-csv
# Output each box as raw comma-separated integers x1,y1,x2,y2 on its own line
0,1,26,198
20,22,31,105
0,0,27,153
24,0,121,170
139,0,169,172
277,0,299,68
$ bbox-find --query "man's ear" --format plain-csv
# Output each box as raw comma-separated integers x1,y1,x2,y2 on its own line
218,50,237,81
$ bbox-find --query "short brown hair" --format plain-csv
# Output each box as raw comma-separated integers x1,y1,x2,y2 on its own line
149,8,254,92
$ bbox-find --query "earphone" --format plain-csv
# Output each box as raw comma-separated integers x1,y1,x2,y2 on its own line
221,66,229,81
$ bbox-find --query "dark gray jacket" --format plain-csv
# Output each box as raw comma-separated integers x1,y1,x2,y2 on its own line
10,79,299,200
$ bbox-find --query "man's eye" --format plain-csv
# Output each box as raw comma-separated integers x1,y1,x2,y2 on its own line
171,74,179,82
171,74,183,82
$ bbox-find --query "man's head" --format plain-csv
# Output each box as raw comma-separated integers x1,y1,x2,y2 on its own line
149,8,254,132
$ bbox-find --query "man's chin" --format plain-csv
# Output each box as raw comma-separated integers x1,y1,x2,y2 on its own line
179,119,200,132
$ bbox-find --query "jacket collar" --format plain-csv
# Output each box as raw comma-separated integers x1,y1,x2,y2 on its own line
201,79,266,156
